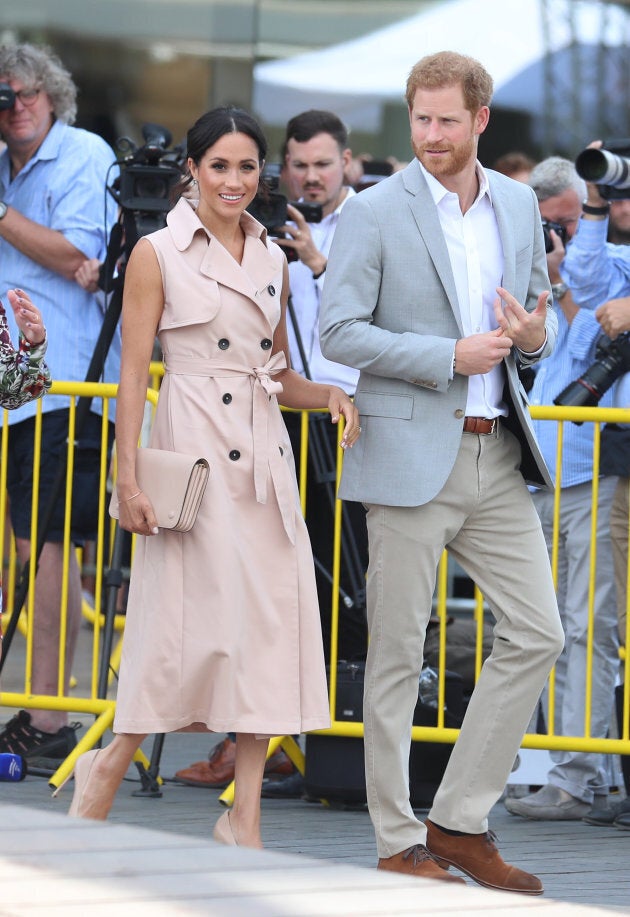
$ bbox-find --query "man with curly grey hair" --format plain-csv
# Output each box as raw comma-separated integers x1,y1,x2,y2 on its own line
0,43,120,771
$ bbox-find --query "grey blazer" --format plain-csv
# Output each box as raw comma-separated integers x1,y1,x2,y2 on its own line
319,160,557,507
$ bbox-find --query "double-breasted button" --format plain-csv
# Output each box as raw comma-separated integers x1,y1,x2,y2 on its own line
218,338,230,350
267,284,276,296
261,338,272,350
279,446,284,456
222,393,232,404
229,449,241,461
454,409,465,419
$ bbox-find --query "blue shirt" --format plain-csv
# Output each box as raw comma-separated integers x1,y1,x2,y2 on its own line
0,119,120,423
530,243,613,488
562,214,630,310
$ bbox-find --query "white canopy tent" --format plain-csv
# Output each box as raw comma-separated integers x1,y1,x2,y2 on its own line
253,0,630,147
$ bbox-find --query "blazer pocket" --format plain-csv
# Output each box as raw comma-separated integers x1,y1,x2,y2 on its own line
356,391,414,420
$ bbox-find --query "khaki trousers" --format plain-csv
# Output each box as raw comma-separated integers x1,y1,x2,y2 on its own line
364,424,564,858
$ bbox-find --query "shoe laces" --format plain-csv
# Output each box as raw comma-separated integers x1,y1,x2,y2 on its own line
208,738,232,763
403,844,436,867
483,829,499,849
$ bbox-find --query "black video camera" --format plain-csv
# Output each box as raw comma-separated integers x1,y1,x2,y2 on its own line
109,123,185,243
542,219,567,253
0,83,15,110
247,163,323,250
575,139,630,201
554,331,630,412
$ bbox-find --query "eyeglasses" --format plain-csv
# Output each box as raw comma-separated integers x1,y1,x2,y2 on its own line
12,87,41,108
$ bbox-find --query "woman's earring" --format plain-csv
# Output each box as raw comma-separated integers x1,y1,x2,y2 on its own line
192,178,198,187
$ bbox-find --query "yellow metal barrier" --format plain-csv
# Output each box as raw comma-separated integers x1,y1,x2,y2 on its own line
3,381,629,798
304,404,630,761
1,381,158,789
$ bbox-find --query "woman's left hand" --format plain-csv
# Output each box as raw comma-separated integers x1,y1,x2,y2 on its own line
6,289,47,345
328,388,361,449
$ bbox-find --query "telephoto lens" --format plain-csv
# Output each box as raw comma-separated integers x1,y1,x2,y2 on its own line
575,146,630,191
0,752,28,781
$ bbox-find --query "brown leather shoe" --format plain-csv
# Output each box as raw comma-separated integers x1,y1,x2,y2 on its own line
425,818,543,895
378,844,466,883
174,738,294,788
174,737,236,787
264,748,295,779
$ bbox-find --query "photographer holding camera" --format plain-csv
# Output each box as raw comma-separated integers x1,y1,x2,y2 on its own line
552,139,630,829
0,43,118,769
505,156,620,823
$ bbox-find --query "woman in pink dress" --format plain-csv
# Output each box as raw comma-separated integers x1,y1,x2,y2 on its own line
61,107,360,848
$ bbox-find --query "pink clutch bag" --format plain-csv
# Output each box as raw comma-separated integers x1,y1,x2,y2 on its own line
109,448,210,533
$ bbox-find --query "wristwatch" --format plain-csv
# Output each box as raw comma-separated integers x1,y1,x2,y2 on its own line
551,282,569,301
0,201,7,220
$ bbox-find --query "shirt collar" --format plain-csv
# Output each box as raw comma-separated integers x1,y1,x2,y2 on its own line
416,158,493,209
0,119,65,185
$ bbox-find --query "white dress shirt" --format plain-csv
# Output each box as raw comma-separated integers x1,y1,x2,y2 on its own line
287,187,359,394
420,160,507,418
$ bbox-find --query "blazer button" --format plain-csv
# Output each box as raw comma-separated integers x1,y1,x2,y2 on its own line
267,284,276,296
218,338,230,350
261,338,272,350
222,393,232,404
454,409,465,419
279,446,284,456
229,449,241,461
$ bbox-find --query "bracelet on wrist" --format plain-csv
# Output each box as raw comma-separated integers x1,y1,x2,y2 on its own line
312,263,327,280
582,201,610,216
122,490,142,502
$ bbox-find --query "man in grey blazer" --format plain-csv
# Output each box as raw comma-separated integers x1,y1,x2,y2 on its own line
320,51,564,894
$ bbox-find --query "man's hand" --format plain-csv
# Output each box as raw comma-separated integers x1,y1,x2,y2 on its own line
596,296,630,339
276,204,327,276
454,329,513,376
546,228,567,282
75,258,101,293
582,140,609,209
494,287,549,353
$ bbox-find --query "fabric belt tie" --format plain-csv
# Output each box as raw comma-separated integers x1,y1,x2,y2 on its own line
163,352,295,543
462,416,497,435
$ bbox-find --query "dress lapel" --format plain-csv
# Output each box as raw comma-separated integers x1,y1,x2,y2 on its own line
168,198,281,307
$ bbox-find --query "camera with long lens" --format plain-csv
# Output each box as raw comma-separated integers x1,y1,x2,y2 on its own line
542,219,567,253
554,331,630,411
575,139,630,201
247,163,322,261
109,123,185,244
0,82,15,110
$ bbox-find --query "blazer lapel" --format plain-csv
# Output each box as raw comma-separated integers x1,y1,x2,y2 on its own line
402,164,464,335
488,174,516,294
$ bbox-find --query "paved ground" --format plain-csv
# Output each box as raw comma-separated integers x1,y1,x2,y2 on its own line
2,618,630,913
2,726,630,914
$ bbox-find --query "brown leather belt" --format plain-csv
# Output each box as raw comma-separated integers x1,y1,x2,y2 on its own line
462,416,497,435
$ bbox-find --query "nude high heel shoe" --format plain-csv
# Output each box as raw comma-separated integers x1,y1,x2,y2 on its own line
67,748,109,819
213,810,237,845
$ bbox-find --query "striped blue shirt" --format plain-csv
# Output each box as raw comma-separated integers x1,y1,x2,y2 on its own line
0,120,120,423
